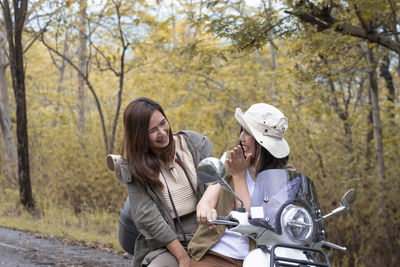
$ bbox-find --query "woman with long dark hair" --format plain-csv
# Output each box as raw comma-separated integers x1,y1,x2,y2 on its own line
120,97,213,267
188,103,294,267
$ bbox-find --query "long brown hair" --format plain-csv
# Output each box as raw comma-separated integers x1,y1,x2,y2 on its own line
120,97,175,190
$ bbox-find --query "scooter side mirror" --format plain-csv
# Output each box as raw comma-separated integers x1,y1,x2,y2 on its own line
197,157,226,185
323,189,356,220
340,188,356,209
197,157,245,212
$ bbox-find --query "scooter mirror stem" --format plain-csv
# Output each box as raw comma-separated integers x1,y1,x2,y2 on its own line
322,241,347,252
220,178,246,212
322,206,347,219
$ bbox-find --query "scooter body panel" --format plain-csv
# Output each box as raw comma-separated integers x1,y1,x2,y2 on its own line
243,247,309,267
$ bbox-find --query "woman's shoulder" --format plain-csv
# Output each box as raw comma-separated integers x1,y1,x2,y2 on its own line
176,130,202,140
176,130,213,153
175,130,213,166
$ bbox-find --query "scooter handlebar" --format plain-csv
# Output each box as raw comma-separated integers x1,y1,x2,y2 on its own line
208,215,239,227
216,216,231,221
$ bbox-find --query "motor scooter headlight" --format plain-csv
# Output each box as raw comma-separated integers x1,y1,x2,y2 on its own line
280,204,313,243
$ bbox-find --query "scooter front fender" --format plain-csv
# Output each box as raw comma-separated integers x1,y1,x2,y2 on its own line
243,248,269,267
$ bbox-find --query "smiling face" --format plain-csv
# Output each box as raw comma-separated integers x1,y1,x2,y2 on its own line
148,110,170,150
239,129,256,159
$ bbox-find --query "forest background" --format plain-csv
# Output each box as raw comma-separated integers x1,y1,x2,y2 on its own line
0,0,399,266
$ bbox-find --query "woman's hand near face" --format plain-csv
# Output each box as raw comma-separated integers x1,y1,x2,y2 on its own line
227,145,252,177
227,145,252,211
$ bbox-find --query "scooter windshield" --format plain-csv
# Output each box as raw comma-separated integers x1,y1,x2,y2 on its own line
248,169,320,234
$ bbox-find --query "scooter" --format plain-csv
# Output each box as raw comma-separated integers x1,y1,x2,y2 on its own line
197,157,356,267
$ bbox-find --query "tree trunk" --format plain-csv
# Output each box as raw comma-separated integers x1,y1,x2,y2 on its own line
267,0,276,71
1,0,35,211
397,54,400,80
365,93,374,173
379,55,395,113
266,0,276,101
327,79,354,167
41,37,109,153
366,48,385,180
379,54,399,159
48,32,69,127
109,1,128,153
366,46,398,263
77,0,87,134
0,28,18,187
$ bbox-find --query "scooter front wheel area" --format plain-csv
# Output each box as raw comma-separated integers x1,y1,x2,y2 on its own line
243,248,269,267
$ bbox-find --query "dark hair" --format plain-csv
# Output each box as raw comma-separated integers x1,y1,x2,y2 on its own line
256,142,289,174
120,97,175,191
239,127,288,175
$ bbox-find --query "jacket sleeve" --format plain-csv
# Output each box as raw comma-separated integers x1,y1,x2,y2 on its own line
178,130,214,166
127,177,177,250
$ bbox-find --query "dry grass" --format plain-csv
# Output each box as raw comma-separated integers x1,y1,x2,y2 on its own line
0,188,124,253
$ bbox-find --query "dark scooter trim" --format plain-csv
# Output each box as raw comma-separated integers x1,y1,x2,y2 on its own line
270,243,331,267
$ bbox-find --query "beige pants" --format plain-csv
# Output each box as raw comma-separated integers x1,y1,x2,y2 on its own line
148,251,179,267
148,212,197,267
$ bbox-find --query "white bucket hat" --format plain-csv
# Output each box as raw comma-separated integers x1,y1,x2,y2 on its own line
235,103,290,158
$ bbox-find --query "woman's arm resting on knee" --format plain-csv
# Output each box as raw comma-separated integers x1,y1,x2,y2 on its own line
166,239,190,267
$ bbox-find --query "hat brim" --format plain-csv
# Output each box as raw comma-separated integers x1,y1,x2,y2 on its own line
235,107,290,158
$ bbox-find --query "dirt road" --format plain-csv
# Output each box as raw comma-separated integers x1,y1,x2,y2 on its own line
0,226,132,266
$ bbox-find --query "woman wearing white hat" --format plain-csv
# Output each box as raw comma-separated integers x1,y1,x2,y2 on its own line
188,103,295,267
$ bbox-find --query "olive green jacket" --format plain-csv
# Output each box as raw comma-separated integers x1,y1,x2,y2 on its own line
121,130,213,267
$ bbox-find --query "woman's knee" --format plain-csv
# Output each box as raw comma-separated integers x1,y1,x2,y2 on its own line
147,251,178,267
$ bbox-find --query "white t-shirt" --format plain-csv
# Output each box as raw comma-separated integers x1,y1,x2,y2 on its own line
209,169,255,259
